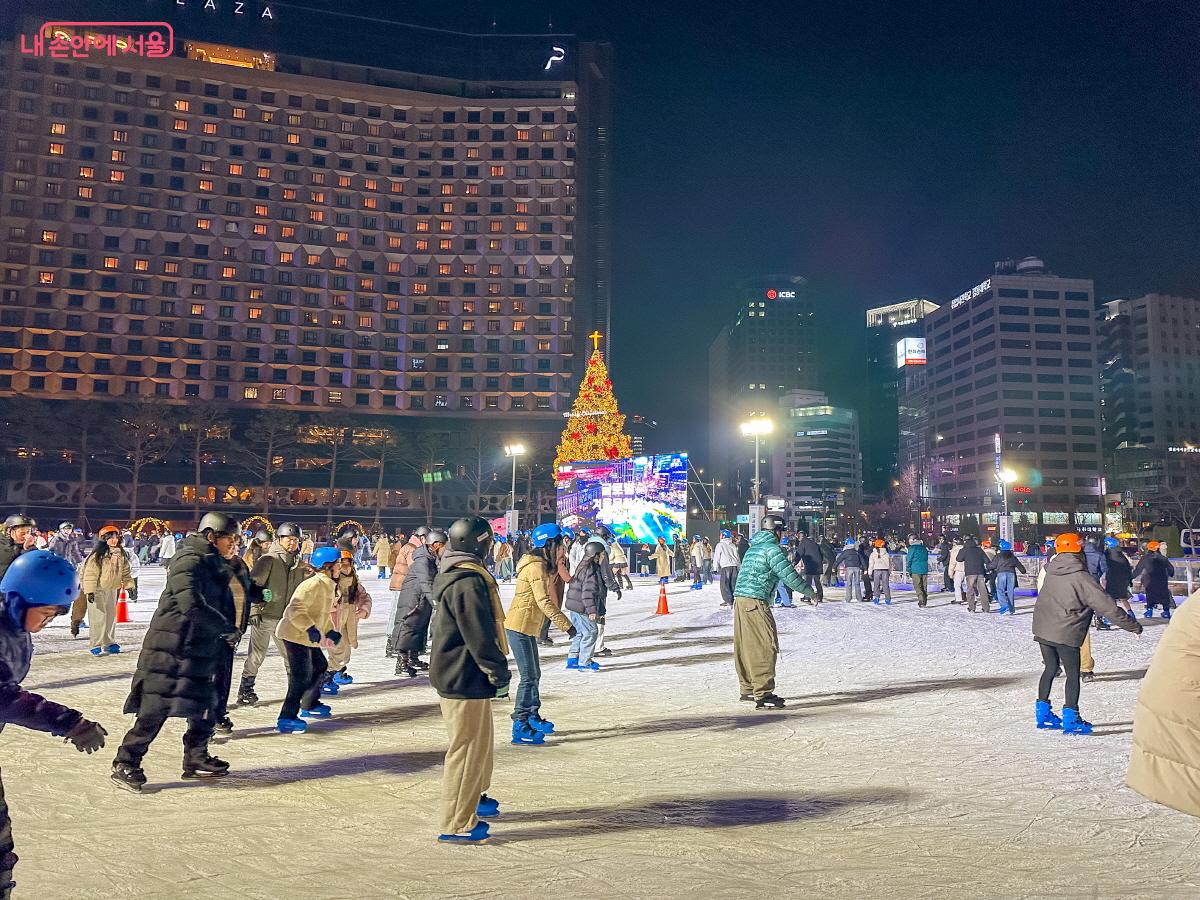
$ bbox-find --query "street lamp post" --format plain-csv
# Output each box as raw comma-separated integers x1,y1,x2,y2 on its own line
504,443,526,513
739,417,774,506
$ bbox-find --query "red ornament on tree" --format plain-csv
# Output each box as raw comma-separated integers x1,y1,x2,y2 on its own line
570,432,581,440
586,421,598,434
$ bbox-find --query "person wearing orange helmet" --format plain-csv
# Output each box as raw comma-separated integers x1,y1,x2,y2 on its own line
866,539,892,605
1032,532,1143,735
79,524,131,656
1133,540,1176,619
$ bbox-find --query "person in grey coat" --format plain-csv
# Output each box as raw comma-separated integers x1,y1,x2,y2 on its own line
834,540,865,602
1032,535,1142,734
47,523,83,567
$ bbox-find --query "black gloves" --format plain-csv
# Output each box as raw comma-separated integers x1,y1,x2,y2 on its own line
64,719,108,754
615,590,623,602
567,625,579,638
493,682,510,699
86,593,95,605
325,630,342,645
306,625,322,643
221,631,241,649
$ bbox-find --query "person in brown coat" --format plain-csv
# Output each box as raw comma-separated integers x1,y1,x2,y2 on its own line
79,524,132,655
1127,586,1200,818
537,533,572,647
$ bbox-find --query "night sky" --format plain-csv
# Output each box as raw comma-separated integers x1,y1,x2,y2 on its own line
23,0,1200,456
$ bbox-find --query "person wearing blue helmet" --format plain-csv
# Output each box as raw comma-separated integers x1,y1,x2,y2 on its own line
834,539,866,602
1101,536,1136,620
113,512,241,791
273,545,343,734
0,550,107,897
991,539,1027,615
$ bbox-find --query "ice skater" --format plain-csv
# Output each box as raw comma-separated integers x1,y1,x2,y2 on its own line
0,551,108,898
1101,536,1136,619
273,545,342,734
867,539,892,605
991,540,1026,615
79,524,131,655
429,517,511,844
565,539,614,671
392,529,447,677
1032,533,1142,735
239,522,307,707
1133,541,1176,619
113,513,241,791
386,526,427,658
328,549,373,687
713,529,740,608
731,515,814,709
834,539,865,602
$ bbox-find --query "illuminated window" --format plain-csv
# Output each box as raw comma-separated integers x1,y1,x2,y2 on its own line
415,221,430,233
253,223,269,236
390,181,403,194
335,232,350,244
272,388,286,401
337,175,352,188
466,147,480,159
288,114,301,126
174,99,190,111
286,133,300,145
487,302,502,313
163,261,181,274
243,387,259,399
490,166,505,177
173,119,188,131
358,315,372,328
358,277,374,290
414,239,429,251
134,259,149,272
50,122,67,135
40,230,57,244
437,239,452,251
221,266,236,278
488,265,502,276
111,149,126,162
311,172,327,185
487,239,502,251
260,110,273,123
190,304,205,316
202,122,218,135
331,314,346,327
248,288,264,301
78,166,94,178
199,179,214,192
488,283,501,295
516,129,530,140
102,257,119,269
195,218,212,231
364,178,379,191
229,163,244,176
542,130,555,141
412,283,428,295
515,202,529,214
278,251,294,264
38,271,55,284
514,221,529,232
437,264,452,276
441,184,454,196
512,301,525,314
256,166,270,179
112,130,128,143
254,204,268,216
462,320,476,332
513,320,526,332
362,197,378,209
440,202,454,214
248,308,263,319
328,391,343,404
465,184,480,195
304,254,321,266
333,257,349,269
387,261,402,273
489,222,503,233
48,143,65,156
109,170,125,183
388,238,403,250
282,188,297,200
436,321,450,332
309,210,325,222
439,220,453,232
233,108,247,119
463,264,477,276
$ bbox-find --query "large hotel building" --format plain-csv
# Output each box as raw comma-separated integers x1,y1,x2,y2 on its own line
0,4,612,525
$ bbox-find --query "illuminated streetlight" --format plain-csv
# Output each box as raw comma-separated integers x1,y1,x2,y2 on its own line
739,418,774,504
1000,468,1017,484
504,443,526,512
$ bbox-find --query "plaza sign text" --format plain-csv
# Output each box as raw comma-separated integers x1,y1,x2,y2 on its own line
950,278,991,310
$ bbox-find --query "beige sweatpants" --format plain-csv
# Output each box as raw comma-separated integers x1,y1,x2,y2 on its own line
733,596,779,699
88,588,118,650
439,697,494,835
1080,631,1094,674
326,604,360,672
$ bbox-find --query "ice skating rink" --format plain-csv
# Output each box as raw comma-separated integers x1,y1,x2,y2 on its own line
14,571,1200,899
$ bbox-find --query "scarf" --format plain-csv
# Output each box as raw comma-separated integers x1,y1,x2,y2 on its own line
451,560,510,656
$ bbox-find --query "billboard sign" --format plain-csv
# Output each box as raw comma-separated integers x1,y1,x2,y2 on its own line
896,337,927,368
556,452,688,545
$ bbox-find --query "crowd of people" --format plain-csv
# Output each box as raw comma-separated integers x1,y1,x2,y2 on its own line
0,506,1196,881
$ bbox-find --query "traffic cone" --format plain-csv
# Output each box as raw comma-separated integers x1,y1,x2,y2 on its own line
655,583,670,615
116,589,130,624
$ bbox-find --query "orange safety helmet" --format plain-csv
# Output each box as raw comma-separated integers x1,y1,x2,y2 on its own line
339,549,353,559
98,524,121,539
981,539,992,548
872,539,885,548
1054,532,1083,554
1146,540,1160,552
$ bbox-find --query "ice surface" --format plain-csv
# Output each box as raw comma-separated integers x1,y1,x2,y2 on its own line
10,571,1200,899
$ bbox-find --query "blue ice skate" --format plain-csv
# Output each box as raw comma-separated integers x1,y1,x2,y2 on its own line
1144,610,1154,619
89,647,103,656
106,644,121,654
565,657,579,669
1035,700,1062,730
437,822,490,844
511,721,546,745
575,660,601,671
872,598,881,605
1061,708,1092,735
300,703,332,718
321,679,340,695
332,670,353,685
477,794,500,818
528,716,555,734
275,717,308,734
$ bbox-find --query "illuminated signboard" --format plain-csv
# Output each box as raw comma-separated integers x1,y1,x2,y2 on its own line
765,289,797,300
950,278,991,310
895,337,927,367
1012,485,1033,494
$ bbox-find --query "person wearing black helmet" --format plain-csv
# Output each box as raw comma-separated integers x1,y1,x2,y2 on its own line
730,515,814,709
392,528,448,677
386,526,429,657
242,528,274,570
429,516,511,844
0,515,36,585
238,522,307,706
112,512,241,792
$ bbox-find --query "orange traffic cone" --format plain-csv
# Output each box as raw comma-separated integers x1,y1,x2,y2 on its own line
655,583,670,615
116,589,130,624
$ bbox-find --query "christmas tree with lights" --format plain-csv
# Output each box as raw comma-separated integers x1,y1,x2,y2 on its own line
555,332,633,470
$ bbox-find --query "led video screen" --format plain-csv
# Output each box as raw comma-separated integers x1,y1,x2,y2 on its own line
556,452,688,545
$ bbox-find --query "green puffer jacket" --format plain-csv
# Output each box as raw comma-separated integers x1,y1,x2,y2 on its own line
733,530,811,603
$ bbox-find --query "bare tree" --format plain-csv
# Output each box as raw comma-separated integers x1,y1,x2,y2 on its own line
397,431,447,525
314,414,355,529
232,410,300,515
70,406,111,528
354,423,403,526
456,425,498,514
0,397,61,513
107,400,178,520
179,403,231,521
1154,473,1200,532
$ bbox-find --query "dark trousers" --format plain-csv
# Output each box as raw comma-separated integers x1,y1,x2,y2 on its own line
719,566,738,605
823,560,836,586
115,711,215,766
0,770,15,888
280,639,328,720
506,629,542,723
1038,641,1082,710
538,615,551,642
612,565,634,589
214,644,234,720
803,569,823,601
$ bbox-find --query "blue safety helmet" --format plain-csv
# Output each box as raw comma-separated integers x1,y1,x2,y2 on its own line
530,523,562,548
845,539,856,548
561,527,575,540
310,545,341,569
1103,536,1119,549
998,539,1012,552
780,536,789,546
1,549,79,629
493,534,508,543
720,530,731,539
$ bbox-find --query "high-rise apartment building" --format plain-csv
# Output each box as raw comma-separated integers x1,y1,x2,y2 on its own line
863,298,938,495
770,389,861,535
916,257,1103,537
709,275,820,506
0,7,612,420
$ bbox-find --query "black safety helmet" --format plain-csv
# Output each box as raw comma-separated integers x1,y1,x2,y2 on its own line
447,516,493,559
760,514,787,535
584,539,606,559
426,528,449,546
253,529,272,544
197,511,240,537
4,514,35,531
275,522,302,539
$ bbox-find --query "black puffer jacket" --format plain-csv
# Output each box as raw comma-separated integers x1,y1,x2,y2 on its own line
955,542,990,576
565,559,610,617
0,534,25,584
0,603,82,737
991,550,1027,576
1104,548,1135,599
123,534,235,720
392,544,437,652
797,537,823,575
1132,552,1176,604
